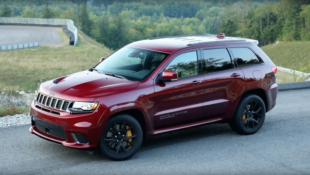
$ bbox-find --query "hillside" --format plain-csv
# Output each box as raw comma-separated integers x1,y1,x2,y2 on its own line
261,41,310,73
0,29,113,92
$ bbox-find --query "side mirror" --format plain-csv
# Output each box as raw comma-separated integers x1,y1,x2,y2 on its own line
161,70,178,82
99,57,106,62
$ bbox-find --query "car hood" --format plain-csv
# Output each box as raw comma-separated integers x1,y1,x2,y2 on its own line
39,70,140,101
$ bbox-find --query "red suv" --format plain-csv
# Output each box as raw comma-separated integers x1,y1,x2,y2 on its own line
30,34,278,160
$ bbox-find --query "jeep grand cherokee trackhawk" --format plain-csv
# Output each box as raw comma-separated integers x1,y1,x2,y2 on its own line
30,34,278,160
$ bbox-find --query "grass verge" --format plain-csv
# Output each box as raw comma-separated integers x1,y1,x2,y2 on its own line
0,29,113,92
261,41,310,73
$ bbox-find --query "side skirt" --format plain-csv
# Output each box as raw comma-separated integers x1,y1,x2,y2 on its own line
151,118,223,135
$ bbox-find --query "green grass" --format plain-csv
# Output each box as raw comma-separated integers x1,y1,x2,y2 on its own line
261,41,310,73
0,28,113,92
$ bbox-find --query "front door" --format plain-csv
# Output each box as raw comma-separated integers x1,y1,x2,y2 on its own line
153,51,205,130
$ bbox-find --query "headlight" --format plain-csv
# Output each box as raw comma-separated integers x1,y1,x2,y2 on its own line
72,102,99,111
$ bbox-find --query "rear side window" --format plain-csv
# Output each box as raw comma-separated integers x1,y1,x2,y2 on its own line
230,48,261,67
202,48,234,73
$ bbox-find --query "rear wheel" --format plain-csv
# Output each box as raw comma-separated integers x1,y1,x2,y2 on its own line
99,114,143,160
229,94,266,135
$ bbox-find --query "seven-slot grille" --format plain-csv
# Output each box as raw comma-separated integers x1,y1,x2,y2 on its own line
36,93,72,111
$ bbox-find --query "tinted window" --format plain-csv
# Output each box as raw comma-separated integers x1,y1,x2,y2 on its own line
165,51,198,78
202,48,234,73
231,48,261,67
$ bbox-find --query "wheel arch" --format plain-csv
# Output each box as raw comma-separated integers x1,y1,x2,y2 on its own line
107,108,148,138
240,88,268,112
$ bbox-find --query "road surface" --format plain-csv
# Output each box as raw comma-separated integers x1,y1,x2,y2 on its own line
1,89,310,175
0,26,62,46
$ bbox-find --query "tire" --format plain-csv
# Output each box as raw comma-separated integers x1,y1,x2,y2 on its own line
229,94,266,135
99,114,143,160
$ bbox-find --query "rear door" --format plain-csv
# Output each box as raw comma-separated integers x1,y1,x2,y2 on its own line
194,48,246,121
153,51,205,129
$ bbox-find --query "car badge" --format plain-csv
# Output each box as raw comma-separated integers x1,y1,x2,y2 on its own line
49,92,55,96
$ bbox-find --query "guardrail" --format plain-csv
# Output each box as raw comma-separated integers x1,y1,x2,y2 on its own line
0,17,78,46
0,42,39,51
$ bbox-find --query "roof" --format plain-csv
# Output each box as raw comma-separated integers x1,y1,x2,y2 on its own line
127,35,259,54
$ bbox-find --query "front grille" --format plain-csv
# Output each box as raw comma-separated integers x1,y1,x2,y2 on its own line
56,100,63,109
46,97,52,106
36,93,73,112
62,101,69,110
33,116,67,140
51,99,57,108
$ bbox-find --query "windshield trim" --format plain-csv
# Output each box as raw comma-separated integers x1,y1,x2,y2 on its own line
127,46,171,54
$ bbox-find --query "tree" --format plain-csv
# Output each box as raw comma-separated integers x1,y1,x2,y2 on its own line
300,5,310,40
92,14,110,44
41,6,54,18
79,4,93,35
107,16,127,50
0,3,12,17
219,20,238,36
21,7,36,18
60,8,78,24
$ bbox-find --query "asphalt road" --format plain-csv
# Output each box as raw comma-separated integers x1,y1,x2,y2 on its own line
0,26,62,46
1,89,310,175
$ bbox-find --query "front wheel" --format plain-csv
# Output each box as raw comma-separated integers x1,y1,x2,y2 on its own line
229,94,266,135
99,114,143,160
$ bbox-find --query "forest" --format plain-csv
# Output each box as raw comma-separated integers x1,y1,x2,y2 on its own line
1,0,310,50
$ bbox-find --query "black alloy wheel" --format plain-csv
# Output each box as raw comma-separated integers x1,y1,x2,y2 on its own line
99,114,143,160
229,94,266,135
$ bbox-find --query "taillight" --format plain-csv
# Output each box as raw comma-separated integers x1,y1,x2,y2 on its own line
272,66,277,74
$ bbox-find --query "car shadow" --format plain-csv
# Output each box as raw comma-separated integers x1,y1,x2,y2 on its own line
32,123,237,161
140,123,234,151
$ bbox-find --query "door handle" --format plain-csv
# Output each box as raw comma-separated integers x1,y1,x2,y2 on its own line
231,73,241,78
192,80,202,85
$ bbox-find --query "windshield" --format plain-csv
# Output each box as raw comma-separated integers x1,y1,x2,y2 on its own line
95,47,169,81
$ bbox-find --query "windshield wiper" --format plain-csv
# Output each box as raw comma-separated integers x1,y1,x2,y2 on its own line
105,73,127,80
89,68,102,74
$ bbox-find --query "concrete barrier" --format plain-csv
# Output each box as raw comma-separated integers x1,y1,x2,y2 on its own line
278,81,310,91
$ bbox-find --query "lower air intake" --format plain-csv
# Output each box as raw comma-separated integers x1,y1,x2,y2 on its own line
71,132,88,144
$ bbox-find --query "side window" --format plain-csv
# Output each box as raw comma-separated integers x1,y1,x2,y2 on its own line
202,48,234,73
230,48,261,67
165,51,198,78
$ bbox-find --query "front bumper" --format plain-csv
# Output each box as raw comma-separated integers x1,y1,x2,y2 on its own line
29,100,106,149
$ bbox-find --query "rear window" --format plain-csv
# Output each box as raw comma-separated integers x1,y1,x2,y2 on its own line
230,48,261,67
202,48,234,73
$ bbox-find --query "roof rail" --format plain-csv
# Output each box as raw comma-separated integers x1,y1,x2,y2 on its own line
148,34,213,40
187,39,246,46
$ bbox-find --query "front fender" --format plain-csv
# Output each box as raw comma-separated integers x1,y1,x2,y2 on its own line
97,101,152,134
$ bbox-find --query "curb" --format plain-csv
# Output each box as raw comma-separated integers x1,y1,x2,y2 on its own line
278,81,310,91
278,66,310,78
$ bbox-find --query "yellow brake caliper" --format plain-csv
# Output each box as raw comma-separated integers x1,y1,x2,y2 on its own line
242,114,246,121
126,125,133,146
